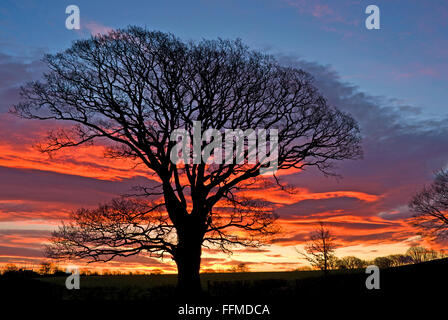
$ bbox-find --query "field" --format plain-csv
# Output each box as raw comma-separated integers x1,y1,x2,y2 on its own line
18,269,328,301
1,259,447,315
38,269,325,289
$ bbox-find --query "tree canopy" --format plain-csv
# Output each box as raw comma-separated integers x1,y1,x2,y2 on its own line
13,26,362,293
410,170,448,242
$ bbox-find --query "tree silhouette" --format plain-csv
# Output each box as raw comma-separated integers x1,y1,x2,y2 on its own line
336,256,367,269
373,256,393,269
297,222,338,272
387,254,411,267
229,263,250,273
406,246,439,264
39,261,53,275
13,27,362,295
410,169,448,242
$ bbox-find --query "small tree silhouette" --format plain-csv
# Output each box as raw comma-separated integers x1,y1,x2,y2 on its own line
406,246,439,264
39,261,53,275
3,264,18,273
337,256,367,269
410,169,448,241
297,222,337,273
373,256,393,269
230,263,250,273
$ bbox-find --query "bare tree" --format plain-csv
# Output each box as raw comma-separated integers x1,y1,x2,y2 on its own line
297,222,338,272
3,264,18,273
406,246,439,264
409,169,448,241
13,27,362,294
373,256,393,269
337,256,367,270
39,262,54,275
229,263,250,273
440,250,448,258
387,254,411,267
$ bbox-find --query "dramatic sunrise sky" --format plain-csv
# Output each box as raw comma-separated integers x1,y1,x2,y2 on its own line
1,0,448,273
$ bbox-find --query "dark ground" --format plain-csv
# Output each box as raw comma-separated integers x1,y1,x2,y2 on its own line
1,259,447,318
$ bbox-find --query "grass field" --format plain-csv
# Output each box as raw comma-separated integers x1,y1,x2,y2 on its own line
37,269,326,289
1,258,447,304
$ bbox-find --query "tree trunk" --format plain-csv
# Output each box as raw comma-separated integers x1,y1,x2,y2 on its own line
174,236,203,297
324,255,328,273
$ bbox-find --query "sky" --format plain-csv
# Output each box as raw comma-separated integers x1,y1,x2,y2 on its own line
0,0,448,273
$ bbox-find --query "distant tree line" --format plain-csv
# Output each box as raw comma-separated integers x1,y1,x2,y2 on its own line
0,262,166,276
337,246,445,270
297,222,447,271
1,260,253,276
299,246,446,271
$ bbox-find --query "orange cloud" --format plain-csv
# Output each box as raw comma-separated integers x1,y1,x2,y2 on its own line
240,186,380,205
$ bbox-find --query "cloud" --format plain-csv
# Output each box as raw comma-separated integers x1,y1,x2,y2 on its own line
284,0,359,26
0,52,46,114
278,54,448,187
267,54,448,246
276,197,368,218
83,21,113,36
338,231,413,244
0,245,43,258
0,166,160,220
1,45,447,270
0,51,158,182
